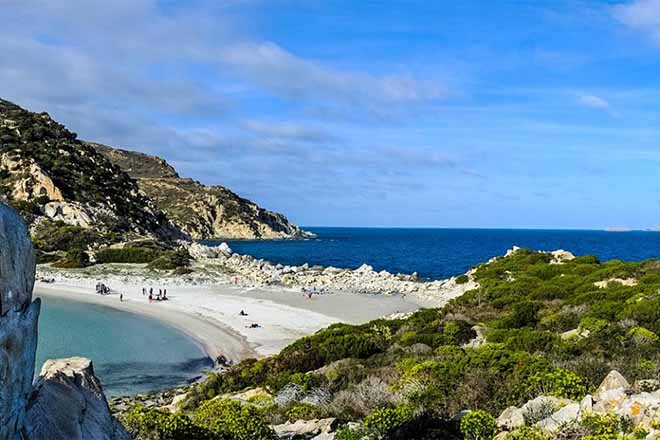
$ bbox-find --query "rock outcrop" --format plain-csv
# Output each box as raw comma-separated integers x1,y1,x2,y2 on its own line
496,370,660,438
0,203,40,440
25,357,128,440
0,202,126,439
93,143,310,240
185,242,479,304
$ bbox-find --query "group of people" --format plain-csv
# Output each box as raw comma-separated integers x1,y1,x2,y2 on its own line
96,283,111,295
142,287,169,302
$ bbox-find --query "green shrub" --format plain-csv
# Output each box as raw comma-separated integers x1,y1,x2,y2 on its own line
506,426,548,440
456,275,469,284
120,405,211,440
522,368,586,400
459,410,497,440
32,220,101,252
52,248,90,268
95,247,160,264
628,327,659,345
285,403,320,421
148,249,192,270
335,425,364,440
193,399,275,440
362,405,414,438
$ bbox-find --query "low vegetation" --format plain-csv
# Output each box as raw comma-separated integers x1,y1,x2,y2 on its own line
116,248,660,439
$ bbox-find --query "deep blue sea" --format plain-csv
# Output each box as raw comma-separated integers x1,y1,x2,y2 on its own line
37,296,213,397
221,228,660,281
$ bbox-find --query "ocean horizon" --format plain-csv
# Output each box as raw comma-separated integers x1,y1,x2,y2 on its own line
220,227,660,281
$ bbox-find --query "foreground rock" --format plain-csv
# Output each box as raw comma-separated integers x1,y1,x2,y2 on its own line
273,418,338,439
0,204,40,440
25,357,128,440
497,369,660,438
0,203,127,439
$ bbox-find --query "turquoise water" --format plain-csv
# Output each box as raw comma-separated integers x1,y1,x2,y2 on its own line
221,227,660,280
36,296,213,397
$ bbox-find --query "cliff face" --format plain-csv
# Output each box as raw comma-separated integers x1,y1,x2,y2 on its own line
93,143,309,240
0,203,126,440
0,204,40,440
0,99,181,241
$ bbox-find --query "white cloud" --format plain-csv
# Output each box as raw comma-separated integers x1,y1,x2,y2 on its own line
219,42,447,110
613,0,660,44
578,94,618,116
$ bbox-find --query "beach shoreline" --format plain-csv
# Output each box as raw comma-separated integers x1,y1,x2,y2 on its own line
34,277,422,367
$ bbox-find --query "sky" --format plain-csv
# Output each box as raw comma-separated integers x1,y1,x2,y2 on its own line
3,0,660,229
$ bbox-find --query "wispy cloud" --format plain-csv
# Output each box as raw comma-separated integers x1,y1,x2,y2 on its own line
219,42,447,113
613,0,660,44
578,94,618,117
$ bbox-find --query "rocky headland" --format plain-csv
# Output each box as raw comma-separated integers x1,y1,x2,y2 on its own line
0,98,308,248
92,142,310,240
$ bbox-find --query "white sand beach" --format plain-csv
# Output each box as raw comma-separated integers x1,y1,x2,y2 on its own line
35,279,421,365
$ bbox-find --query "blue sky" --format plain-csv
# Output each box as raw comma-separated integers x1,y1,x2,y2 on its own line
3,0,660,229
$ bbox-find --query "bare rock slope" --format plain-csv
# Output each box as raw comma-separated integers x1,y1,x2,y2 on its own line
92,143,309,240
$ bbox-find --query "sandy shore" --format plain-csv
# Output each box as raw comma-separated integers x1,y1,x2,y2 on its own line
35,279,420,365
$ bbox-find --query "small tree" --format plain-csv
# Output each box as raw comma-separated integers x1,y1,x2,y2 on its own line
460,410,497,440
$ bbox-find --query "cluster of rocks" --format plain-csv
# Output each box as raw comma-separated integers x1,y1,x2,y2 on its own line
496,370,660,438
0,203,126,440
108,385,191,416
187,243,479,304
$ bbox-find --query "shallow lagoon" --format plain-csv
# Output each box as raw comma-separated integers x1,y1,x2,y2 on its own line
36,296,213,397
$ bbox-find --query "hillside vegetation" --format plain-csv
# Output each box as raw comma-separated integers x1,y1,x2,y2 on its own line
0,99,177,241
122,248,660,439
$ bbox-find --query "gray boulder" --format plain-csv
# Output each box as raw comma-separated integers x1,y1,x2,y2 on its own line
25,357,129,440
273,418,337,439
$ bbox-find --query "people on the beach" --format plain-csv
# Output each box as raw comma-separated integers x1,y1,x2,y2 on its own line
120,294,123,302
145,287,169,303
239,310,248,316
246,323,261,328
96,283,110,295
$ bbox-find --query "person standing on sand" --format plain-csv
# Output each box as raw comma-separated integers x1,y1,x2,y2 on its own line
120,294,123,302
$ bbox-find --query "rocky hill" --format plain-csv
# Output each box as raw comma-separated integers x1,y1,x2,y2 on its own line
0,99,180,242
92,143,309,240
0,98,307,245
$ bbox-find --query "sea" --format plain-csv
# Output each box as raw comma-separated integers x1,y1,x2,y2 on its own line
37,296,213,398
221,227,660,281
37,227,660,397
